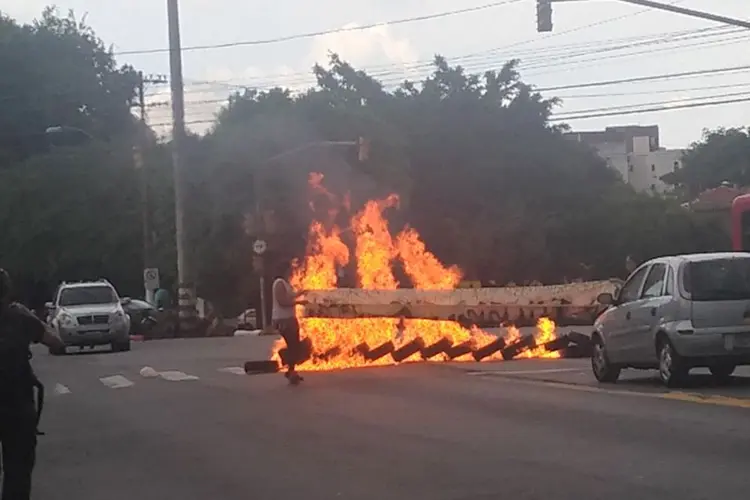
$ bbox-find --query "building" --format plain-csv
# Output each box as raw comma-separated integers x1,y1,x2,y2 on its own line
565,125,684,194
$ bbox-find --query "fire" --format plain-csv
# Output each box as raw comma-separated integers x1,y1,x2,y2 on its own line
352,194,400,290
395,227,462,290
272,174,561,371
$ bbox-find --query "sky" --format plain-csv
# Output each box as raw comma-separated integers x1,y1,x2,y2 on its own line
5,0,750,148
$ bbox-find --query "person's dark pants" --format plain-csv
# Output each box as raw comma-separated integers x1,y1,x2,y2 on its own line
274,318,301,373
0,407,37,500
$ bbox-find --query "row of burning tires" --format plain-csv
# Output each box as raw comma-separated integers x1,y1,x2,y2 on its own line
244,331,594,375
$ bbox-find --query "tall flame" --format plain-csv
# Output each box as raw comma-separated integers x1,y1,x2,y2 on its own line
395,226,462,289
352,195,399,290
273,173,561,371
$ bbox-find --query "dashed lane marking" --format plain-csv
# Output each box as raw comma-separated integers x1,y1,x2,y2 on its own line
218,367,246,375
158,371,199,381
54,383,71,395
99,375,135,389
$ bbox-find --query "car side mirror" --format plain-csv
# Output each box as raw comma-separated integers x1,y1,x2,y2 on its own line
597,293,615,305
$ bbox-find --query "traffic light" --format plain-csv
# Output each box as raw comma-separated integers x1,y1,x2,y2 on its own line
358,136,370,162
537,0,553,32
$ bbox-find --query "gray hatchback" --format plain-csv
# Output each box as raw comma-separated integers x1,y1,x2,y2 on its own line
592,252,750,387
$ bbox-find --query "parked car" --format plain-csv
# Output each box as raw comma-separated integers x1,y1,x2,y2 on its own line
121,298,156,335
46,279,131,355
121,298,177,339
591,252,750,387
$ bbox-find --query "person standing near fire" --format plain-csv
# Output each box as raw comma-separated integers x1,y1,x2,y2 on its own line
271,264,307,385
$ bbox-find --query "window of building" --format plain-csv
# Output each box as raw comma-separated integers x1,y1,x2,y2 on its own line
651,164,656,172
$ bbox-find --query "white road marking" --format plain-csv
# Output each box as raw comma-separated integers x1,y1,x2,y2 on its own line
99,375,134,389
158,371,199,381
54,383,71,395
218,366,246,375
468,368,583,376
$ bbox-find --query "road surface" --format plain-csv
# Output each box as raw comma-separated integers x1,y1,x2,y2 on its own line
29,336,750,500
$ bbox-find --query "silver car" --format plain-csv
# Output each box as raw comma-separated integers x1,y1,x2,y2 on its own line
46,280,131,355
591,252,750,387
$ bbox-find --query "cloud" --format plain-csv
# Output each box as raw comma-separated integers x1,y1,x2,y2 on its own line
307,23,419,68
164,23,420,135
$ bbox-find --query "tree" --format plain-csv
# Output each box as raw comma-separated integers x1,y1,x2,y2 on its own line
0,8,140,167
662,127,750,198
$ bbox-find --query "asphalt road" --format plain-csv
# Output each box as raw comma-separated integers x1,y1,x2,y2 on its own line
27,336,750,500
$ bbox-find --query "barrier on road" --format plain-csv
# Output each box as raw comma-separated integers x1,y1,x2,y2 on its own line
300,280,617,327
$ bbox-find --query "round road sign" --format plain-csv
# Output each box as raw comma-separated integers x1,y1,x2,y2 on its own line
253,239,268,255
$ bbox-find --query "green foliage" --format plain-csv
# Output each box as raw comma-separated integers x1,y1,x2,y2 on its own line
0,9,728,315
0,8,139,167
662,127,750,198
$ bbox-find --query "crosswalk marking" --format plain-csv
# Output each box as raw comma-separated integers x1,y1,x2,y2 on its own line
158,370,199,381
99,375,135,389
54,383,71,395
218,366,246,375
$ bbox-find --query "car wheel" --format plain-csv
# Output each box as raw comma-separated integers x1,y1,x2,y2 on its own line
658,339,687,388
112,340,131,352
49,345,67,356
591,336,621,383
709,363,735,383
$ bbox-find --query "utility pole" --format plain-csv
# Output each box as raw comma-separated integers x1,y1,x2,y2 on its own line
537,0,750,32
167,0,196,332
135,72,168,304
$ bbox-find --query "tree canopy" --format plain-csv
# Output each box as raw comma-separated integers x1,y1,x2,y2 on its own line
0,9,728,315
0,8,140,167
662,127,750,198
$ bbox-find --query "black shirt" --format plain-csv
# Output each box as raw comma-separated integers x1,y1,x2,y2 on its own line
0,303,46,409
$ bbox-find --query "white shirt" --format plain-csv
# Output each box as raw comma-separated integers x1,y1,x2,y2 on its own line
271,278,296,320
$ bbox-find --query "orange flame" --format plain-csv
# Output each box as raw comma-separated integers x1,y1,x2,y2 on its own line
352,195,399,290
273,173,561,371
395,226,462,289
291,221,349,291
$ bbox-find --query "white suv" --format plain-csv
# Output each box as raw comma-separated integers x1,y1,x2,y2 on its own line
46,280,131,355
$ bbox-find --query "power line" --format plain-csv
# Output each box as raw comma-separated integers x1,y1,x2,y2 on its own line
549,95,750,121
115,0,525,56
537,64,750,92
141,27,744,100
168,26,727,91
559,81,750,99
555,89,750,115
150,92,750,129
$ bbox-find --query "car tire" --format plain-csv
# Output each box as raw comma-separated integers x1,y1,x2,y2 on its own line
658,338,688,388
49,345,67,356
112,340,131,353
591,336,621,383
709,363,735,383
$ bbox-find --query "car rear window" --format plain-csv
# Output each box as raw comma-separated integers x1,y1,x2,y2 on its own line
684,258,750,301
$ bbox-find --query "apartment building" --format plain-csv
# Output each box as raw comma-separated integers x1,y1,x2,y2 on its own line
565,125,684,194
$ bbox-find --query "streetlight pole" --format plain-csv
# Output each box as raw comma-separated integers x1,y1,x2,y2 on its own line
167,0,196,331
251,139,369,329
